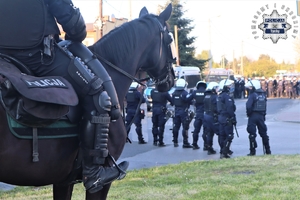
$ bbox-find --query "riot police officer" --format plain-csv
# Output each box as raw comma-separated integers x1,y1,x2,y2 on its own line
190,81,207,150
217,79,236,159
171,79,194,148
0,0,128,193
151,88,173,146
245,80,271,156
125,82,147,144
203,82,219,155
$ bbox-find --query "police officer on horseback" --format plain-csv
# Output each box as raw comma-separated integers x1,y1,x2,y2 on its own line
190,81,207,150
171,78,194,148
0,0,128,193
151,88,173,146
245,79,271,156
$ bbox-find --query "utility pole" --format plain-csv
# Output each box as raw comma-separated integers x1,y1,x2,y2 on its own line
174,25,180,66
129,0,132,21
241,40,244,76
208,19,212,69
99,0,103,38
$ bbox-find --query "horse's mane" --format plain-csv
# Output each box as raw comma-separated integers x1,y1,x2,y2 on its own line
93,14,158,64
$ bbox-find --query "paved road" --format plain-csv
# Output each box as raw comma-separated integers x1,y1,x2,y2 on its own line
119,98,300,170
1,98,299,191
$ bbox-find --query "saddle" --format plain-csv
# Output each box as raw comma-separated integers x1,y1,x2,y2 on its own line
0,57,79,127
0,55,82,163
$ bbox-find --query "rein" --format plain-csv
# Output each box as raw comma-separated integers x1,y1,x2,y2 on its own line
92,52,147,87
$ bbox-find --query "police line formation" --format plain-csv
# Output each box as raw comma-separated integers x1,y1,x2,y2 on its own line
125,78,279,159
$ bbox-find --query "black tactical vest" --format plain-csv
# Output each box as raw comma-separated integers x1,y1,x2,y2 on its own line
204,94,216,114
194,90,205,104
151,89,166,104
216,94,225,113
173,90,185,107
126,90,136,102
253,92,266,112
0,0,59,49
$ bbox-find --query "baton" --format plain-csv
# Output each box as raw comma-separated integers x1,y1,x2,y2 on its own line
234,125,239,138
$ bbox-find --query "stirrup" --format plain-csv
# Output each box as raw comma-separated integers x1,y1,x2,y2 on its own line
108,153,127,180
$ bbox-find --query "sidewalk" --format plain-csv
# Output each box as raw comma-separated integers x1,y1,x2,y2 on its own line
274,99,300,123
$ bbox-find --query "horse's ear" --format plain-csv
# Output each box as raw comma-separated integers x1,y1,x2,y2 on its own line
139,7,149,18
159,3,172,21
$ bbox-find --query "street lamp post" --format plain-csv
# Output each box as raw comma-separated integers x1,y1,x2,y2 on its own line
208,15,221,69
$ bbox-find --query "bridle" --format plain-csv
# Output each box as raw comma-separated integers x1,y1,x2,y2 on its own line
93,15,175,87
141,17,175,87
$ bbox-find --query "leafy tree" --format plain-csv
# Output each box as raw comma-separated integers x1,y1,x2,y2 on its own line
161,0,208,70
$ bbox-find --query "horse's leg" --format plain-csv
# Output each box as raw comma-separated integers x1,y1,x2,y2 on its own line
85,184,111,200
53,184,74,200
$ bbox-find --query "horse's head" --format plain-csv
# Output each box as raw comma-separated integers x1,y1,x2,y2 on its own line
139,4,175,92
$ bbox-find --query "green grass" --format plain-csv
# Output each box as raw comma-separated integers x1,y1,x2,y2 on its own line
1,154,300,200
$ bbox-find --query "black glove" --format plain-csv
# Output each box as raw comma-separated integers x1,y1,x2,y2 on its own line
263,115,266,121
231,116,237,126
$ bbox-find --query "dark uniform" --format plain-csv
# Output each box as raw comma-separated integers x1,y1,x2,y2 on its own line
172,88,194,148
203,89,218,155
151,89,173,146
0,0,127,193
190,82,206,150
246,88,271,155
125,86,147,144
217,86,236,159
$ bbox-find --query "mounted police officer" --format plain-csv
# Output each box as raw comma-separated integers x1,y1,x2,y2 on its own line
217,79,236,159
245,80,271,156
171,78,194,148
0,0,128,193
151,88,173,146
125,82,147,144
190,81,207,150
203,82,219,155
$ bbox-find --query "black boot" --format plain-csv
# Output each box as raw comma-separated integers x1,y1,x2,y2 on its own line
81,115,129,193
263,138,271,155
136,126,146,144
158,127,166,147
192,144,200,150
203,143,208,151
182,130,193,148
207,147,216,155
247,149,256,156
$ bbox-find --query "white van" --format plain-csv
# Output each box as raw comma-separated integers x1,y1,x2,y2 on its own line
173,66,202,89
205,68,235,84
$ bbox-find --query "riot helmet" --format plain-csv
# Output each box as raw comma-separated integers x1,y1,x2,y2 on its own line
130,82,139,89
245,79,261,92
219,79,234,93
206,82,219,93
175,78,187,89
195,81,207,89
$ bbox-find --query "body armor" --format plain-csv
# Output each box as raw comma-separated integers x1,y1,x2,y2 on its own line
0,0,59,49
126,90,136,102
253,91,266,112
173,90,185,107
151,89,166,104
194,91,205,104
204,94,215,114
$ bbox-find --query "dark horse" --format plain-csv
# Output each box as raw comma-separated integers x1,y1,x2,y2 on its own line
0,4,174,200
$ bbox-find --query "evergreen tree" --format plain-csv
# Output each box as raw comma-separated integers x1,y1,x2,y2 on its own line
162,0,208,70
